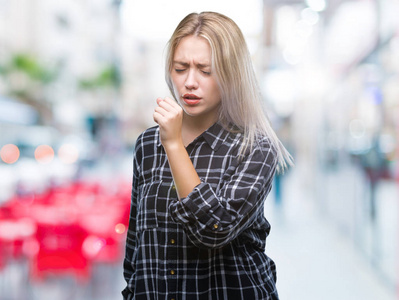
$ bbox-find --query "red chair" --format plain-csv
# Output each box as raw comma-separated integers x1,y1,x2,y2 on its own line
79,201,126,264
0,217,37,260
30,222,90,282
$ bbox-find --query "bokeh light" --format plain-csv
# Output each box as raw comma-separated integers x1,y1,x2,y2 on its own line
34,145,54,164
0,144,20,164
115,223,126,234
82,235,106,258
58,144,79,164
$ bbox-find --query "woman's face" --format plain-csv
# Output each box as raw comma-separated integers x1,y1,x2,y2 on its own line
171,35,221,123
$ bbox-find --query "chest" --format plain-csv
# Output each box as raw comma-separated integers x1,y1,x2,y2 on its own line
140,141,239,189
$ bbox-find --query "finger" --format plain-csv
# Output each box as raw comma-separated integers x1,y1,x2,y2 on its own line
156,97,164,105
164,97,181,109
154,107,177,124
154,106,168,117
158,99,178,112
153,111,165,125
157,96,181,112
153,111,160,124
156,97,179,114
163,98,183,114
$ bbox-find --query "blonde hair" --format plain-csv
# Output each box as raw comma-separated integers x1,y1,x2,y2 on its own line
165,12,293,172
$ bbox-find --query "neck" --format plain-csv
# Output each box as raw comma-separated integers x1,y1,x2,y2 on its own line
183,111,218,133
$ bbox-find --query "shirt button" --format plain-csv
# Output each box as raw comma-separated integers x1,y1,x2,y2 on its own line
213,223,219,230
172,185,176,190
170,270,175,275
170,239,175,244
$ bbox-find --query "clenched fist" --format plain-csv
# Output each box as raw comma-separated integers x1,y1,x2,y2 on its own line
153,97,183,148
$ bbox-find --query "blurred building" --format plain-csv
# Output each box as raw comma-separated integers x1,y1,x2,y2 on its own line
0,0,398,298
0,0,123,201
262,0,399,292
0,0,122,131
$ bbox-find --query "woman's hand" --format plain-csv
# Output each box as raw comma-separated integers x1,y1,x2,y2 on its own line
153,97,184,148
153,97,201,199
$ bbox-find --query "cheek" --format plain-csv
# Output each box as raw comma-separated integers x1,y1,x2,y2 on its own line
170,73,179,87
171,73,185,84
170,82,181,100
209,82,221,97
170,74,177,86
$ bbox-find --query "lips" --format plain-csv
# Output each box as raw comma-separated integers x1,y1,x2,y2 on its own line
182,94,201,105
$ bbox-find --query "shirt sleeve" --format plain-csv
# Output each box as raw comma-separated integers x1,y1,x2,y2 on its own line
122,135,142,299
168,137,278,249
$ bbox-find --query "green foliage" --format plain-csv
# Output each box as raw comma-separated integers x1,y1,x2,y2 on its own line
79,64,120,90
0,53,59,123
1,53,58,83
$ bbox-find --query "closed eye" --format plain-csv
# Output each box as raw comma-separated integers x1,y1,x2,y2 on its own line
175,69,185,73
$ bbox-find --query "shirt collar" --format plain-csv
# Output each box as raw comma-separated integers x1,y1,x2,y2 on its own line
201,122,231,151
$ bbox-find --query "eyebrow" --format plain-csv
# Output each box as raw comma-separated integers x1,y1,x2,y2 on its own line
173,61,210,68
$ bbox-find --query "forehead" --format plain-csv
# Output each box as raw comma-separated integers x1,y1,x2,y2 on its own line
173,36,212,64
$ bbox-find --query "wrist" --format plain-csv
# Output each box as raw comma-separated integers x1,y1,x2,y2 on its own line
163,139,184,152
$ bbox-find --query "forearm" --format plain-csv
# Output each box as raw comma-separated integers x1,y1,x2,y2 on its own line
164,141,201,200
168,137,278,248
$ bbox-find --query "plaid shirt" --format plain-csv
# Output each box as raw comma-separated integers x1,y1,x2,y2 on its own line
122,122,279,300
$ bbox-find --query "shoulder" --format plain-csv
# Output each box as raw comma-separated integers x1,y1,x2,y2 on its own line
252,134,278,165
232,133,278,167
135,126,159,148
255,134,276,152
133,125,159,160
137,125,159,141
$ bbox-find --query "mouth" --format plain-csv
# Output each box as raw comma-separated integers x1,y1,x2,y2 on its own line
182,94,201,105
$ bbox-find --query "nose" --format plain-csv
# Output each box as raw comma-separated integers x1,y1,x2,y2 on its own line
184,69,199,90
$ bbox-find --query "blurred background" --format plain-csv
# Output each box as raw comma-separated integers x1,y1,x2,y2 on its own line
0,0,398,299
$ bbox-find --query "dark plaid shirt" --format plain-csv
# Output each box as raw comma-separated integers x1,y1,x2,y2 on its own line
122,122,279,300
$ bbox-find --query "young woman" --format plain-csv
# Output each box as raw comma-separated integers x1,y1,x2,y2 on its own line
122,11,292,300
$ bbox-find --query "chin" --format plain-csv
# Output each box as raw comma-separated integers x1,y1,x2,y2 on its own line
183,109,200,117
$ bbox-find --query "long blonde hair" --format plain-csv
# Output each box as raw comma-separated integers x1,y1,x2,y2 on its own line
165,11,293,172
